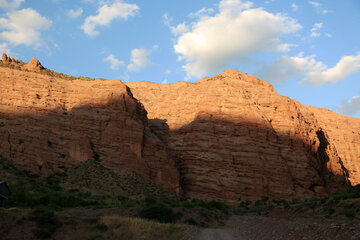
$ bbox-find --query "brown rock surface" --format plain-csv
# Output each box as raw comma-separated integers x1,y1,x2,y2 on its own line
2,53,11,63
0,66,180,194
24,57,43,72
127,70,360,203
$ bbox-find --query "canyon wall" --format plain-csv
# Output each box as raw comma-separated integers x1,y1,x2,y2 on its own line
1,57,359,204
127,70,360,203
0,65,181,194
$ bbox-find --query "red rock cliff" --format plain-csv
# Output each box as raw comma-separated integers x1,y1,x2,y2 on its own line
127,70,360,203
0,66,181,194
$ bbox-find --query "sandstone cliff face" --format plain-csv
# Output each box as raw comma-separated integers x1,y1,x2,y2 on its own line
127,70,360,203
0,67,180,194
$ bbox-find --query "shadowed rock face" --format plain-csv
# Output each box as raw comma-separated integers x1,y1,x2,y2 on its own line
127,70,360,203
0,67,181,195
1,64,359,203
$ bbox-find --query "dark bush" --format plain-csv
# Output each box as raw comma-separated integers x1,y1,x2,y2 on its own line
342,209,356,219
185,218,198,225
206,200,230,214
325,206,335,215
138,203,178,223
96,223,108,232
29,209,61,239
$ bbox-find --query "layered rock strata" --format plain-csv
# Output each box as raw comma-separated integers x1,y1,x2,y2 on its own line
0,67,180,194
127,70,360,203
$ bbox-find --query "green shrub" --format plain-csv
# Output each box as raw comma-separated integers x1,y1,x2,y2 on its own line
206,200,230,214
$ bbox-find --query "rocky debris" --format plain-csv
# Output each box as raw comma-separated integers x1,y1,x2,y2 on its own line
0,67,181,195
24,57,44,72
127,70,360,203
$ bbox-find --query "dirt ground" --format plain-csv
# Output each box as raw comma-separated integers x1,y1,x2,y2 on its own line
182,215,360,240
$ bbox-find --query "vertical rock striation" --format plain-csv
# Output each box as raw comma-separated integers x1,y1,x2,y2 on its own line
127,70,359,203
0,66,180,194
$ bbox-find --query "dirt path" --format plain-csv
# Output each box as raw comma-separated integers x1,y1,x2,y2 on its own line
197,228,244,240
182,215,360,240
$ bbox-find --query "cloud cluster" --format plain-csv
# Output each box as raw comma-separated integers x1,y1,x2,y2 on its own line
104,54,124,70
308,1,330,15
103,47,154,72
258,52,360,86
257,53,325,85
171,0,301,79
82,1,139,36
0,0,24,11
303,52,360,86
189,8,214,18
310,22,323,37
0,8,52,47
67,8,83,19
127,48,150,72
163,13,189,36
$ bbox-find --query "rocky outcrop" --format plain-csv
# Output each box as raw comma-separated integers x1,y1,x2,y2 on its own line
2,53,12,64
0,66,181,194
1,53,44,72
127,70,360,203
24,57,44,72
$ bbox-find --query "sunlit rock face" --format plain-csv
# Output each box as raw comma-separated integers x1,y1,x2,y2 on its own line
127,70,360,203
0,66,181,195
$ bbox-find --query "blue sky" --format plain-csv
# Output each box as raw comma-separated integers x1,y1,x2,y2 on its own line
0,0,360,117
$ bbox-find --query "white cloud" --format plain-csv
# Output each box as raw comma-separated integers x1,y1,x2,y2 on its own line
173,0,301,78
257,53,326,85
67,8,83,18
338,96,360,116
326,33,332,38
127,48,150,72
291,3,298,11
308,1,330,15
310,22,323,37
303,52,360,86
308,1,320,7
258,52,360,86
82,1,139,36
162,79,168,84
219,0,254,12
0,8,52,47
164,69,171,74
0,0,24,11
104,54,124,70
163,13,189,36
189,8,214,18
170,22,189,36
